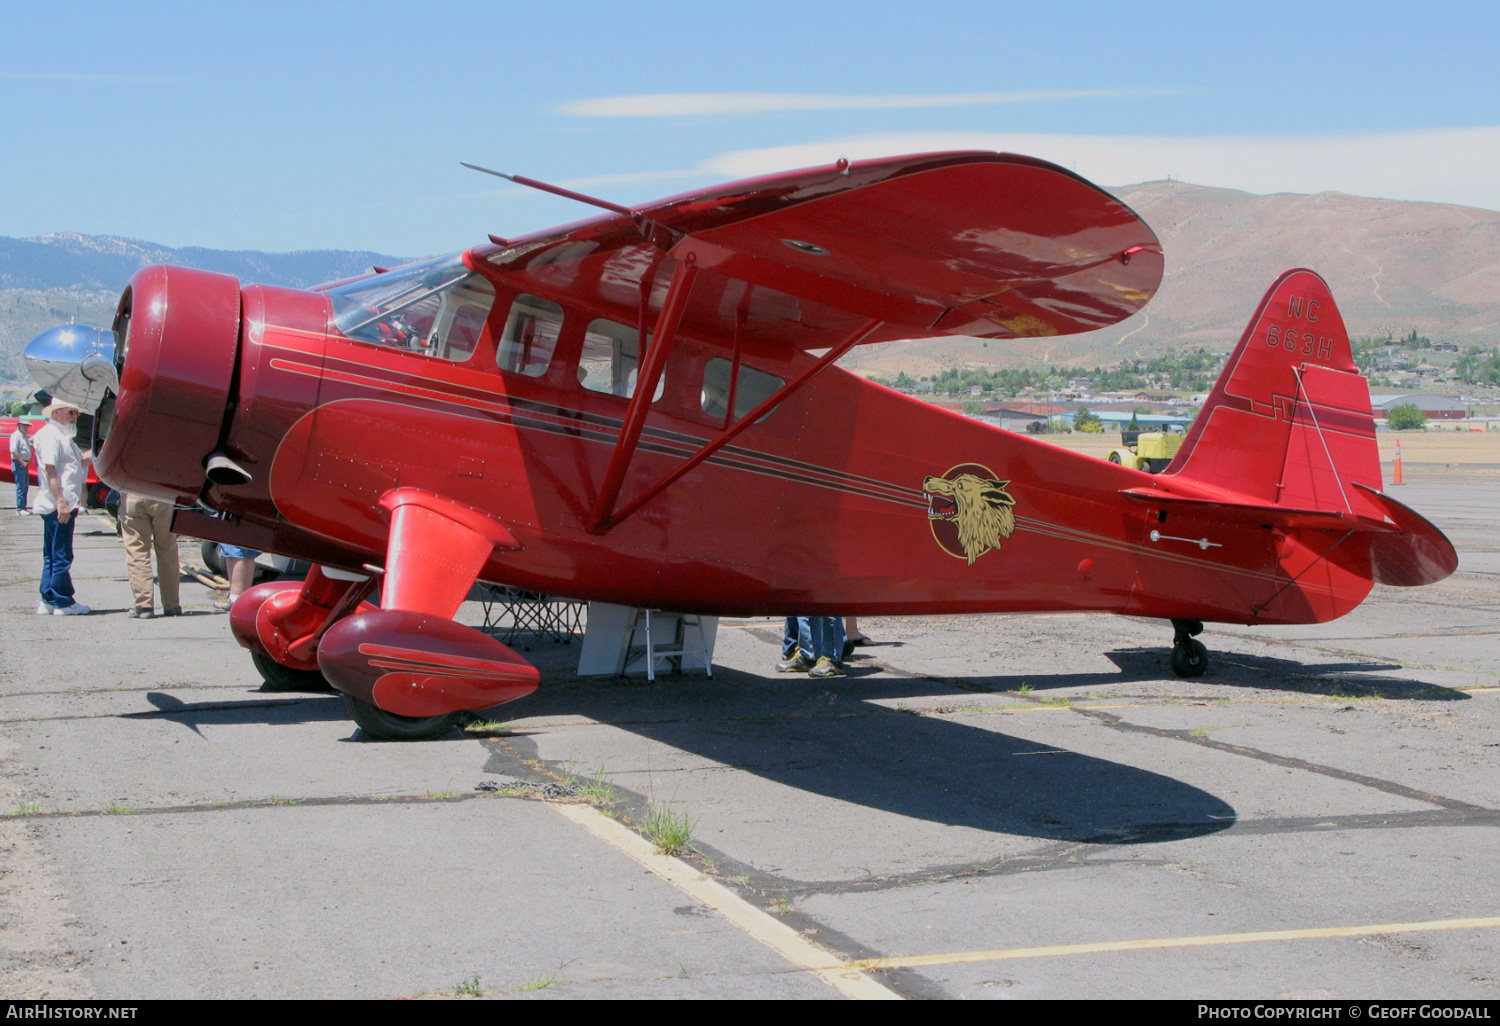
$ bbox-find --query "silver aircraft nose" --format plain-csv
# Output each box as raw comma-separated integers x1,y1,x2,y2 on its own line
23,323,119,412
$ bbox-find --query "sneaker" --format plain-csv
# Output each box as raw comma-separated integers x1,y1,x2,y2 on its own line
776,651,814,673
808,656,845,678
53,602,91,616
35,600,52,615
213,598,233,612
161,606,182,617
129,607,154,619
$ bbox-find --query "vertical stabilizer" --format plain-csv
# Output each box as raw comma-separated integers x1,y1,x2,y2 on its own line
1165,269,1384,519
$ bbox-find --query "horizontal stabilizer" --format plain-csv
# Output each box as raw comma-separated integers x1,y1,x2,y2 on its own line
1350,483,1459,587
1119,480,1456,590
1118,488,1399,534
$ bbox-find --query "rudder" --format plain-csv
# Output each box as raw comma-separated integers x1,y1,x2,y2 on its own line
1165,269,1384,519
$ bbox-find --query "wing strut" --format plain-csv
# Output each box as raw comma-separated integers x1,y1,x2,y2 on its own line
587,258,701,534
589,315,882,534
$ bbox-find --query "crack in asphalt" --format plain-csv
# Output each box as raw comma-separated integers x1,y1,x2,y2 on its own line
1072,705,1492,814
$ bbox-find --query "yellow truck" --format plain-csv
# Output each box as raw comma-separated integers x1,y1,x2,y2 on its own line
1108,429,1182,474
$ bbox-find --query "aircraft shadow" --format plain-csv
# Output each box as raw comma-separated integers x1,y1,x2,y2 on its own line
498,669,1239,846
849,648,1463,702
1102,648,1461,701
122,692,349,736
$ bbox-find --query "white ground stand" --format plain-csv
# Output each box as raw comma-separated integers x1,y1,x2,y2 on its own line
577,602,717,679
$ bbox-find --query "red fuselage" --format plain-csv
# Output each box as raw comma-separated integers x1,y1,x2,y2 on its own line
97,263,1369,628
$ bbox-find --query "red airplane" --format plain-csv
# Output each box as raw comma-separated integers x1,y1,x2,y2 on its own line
89,151,1456,740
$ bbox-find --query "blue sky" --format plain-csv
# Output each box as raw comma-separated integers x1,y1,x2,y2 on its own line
2,0,1496,255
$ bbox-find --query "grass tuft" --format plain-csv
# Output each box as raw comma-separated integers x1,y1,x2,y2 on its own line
11,801,40,817
453,974,482,998
575,766,616,808
641,805,696,857
103,803,134,815
518,971,565,992
1018,683,1034,697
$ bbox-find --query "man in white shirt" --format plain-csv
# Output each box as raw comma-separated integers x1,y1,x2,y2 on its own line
9,422,32,514
32,400,93,615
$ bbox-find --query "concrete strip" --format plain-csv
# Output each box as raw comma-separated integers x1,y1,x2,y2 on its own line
552,802,899,1000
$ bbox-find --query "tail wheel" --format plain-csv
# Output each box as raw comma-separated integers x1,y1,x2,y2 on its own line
250,650,333,692
342,694,463,741
1108,452,1122,464
1171,638,1208,677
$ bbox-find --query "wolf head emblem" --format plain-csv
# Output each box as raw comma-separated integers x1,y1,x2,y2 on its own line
923,468,1017,565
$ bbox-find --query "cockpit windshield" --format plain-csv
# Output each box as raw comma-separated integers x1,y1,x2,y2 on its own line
327,254,495,362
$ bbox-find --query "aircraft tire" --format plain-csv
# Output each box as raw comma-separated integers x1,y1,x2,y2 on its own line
251,650,334,692
1170,638,1208,678
201,540,226,577
1108,452,1122,464
342,693,463,742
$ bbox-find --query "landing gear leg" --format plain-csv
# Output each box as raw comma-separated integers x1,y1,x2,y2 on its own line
1170,618,1208,677
317,488,539,742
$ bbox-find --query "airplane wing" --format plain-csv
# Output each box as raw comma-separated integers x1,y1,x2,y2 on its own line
475,151,1162,352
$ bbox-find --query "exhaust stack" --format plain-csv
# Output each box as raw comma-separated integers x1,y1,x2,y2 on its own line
205,451,253,487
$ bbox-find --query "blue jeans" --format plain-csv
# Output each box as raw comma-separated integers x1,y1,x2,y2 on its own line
40,511,77,608
782,616,845,662
11,459,26,511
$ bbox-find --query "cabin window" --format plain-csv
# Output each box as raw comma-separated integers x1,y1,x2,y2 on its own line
327,254,494,362
580,318,663,401
701,357,785,422
496,295,563,377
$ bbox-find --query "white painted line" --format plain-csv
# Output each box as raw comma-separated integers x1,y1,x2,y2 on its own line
553,802,899,1000
857,915,1500,969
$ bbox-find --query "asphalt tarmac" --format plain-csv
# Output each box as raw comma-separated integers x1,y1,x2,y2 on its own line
1,476,1496,1000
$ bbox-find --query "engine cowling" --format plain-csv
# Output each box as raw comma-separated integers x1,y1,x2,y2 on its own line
98,265,242,504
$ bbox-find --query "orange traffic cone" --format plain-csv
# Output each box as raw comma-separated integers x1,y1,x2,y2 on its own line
1393,437,1403,486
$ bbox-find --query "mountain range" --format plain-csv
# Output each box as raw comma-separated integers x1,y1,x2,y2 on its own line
0,234,405,388
0,232,404,293
4,179,1499,386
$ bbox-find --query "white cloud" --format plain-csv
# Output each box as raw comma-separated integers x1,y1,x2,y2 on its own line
555,89,1175,118
693,128,1500,212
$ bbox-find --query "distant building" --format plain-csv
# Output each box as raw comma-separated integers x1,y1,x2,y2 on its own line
1432,342,1459,353
1369,394,1467,421
986,401,1071,433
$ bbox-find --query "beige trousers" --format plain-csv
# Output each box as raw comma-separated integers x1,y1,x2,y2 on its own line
121,494,180,611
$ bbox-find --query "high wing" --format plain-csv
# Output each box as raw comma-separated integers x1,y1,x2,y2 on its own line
473,151,1163,352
